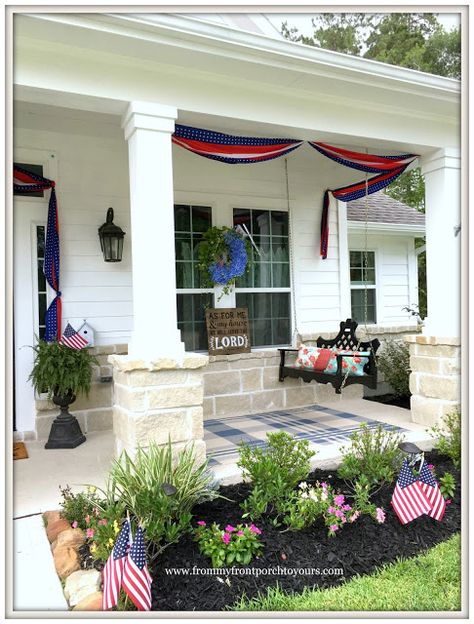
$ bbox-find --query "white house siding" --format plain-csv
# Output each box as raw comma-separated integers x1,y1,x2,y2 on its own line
347,231,419,325
14,105,421,350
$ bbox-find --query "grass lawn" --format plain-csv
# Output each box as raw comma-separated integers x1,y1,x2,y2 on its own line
232,533,461,612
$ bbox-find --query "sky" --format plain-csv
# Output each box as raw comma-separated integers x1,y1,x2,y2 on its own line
265,12,461,37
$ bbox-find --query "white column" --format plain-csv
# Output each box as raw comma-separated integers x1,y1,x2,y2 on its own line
421,148,461,338
122,101,185,360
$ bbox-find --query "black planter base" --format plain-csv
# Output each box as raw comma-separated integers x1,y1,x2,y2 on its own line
45,394,86,449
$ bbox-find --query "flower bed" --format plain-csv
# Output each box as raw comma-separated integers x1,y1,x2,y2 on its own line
76,450,460,612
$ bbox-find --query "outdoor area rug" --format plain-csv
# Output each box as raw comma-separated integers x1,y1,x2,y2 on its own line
13,442,28,460
205,404,407,467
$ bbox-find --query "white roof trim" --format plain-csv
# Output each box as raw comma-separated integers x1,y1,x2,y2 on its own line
348,221,425,236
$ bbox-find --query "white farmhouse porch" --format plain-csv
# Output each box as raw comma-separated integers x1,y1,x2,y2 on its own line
12,13,461,457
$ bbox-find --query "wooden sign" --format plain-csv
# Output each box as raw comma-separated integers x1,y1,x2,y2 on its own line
205,308,251,355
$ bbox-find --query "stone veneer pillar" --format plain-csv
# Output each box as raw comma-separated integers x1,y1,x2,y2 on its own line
109,353,208,461
405,335,460,427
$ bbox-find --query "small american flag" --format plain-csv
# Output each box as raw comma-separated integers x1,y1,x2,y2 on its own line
391,459,432,525
122,526,152,611
60,323,88,349
102,520,131,610
418,461,447,522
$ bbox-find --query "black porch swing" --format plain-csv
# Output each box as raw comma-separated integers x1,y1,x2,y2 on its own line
278,159,381,394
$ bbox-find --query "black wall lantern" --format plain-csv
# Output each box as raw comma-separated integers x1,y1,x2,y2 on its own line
98,207,125,262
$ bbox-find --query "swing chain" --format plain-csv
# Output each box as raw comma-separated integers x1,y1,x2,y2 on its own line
285,158,300,347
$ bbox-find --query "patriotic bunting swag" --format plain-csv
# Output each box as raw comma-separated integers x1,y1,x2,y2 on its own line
172,125,418,259
13,165,61,341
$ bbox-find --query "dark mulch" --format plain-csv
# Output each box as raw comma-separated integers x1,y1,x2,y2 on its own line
80,451,460,611
150,451,460,611
364,393,411,410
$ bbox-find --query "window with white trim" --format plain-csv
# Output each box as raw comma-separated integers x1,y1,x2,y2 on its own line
233,209,291,347
350,250,377,324
174,205,213,351
36,225,47,339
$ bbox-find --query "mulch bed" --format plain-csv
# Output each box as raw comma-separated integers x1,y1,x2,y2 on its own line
80,451,460,611
364,394,411,410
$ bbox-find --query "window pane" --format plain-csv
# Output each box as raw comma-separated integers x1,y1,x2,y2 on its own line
271,211,288,237
37,261,46,292
234,209,251,230
272,238,288,262
37,226,45,257
174,205,190,232
254,262,272,288
175,235,192,261
350,268,363,284
252,210,271,236
350,251,362,267
176,262,193,289
236,292,290,347
192,206,211,233
38,293,47,327
272,262,289,288
177,293,213,351
351,289,376,324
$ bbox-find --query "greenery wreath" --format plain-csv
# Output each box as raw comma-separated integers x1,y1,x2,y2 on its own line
197,226,252,295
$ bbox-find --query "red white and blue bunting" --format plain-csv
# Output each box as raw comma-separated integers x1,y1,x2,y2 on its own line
13,165,61,342
172,125,418,259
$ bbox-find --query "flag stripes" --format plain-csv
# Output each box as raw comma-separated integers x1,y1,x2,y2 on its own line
122,527,152,611
391,481,432,525
102,520,132,610
60,323,89,349
418,460,447,521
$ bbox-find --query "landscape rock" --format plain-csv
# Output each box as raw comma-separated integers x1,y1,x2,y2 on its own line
51,528,85,555
46,518,71,543
53,546,81,580
72,591,103,611
42,510,61,527
64,569,101,606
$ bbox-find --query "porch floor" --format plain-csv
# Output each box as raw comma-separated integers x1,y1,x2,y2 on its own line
12,397,432,612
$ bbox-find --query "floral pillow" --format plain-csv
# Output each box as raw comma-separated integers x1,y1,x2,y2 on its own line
294,345,370,376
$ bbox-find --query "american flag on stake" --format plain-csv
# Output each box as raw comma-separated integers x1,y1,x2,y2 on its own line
102,520,132,610
122,526,152,611
60,323,88,350
418,460,447,522
391,459,432,525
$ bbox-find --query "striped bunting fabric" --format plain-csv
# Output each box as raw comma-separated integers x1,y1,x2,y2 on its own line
172,124,304,164
391,459,432,525
102,520,132,610
418,460,447,522
308,143,418,259
14,165,62,341
122,526,152,611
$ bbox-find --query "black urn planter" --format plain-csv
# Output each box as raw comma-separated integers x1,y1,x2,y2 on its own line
44,391,86,449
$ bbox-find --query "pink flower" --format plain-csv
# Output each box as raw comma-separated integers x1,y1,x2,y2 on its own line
98,519,107,526
197,521,206,526
222,532,231,545
335,509,344,519
329,524,339,533
71,521,78,529
85,516,90,524
350,511,360,523
376,507,386,524
236,530,244,537
334,494,345,507
86,528,95,538
326,506,336,515
342,504,352,512
446,499,452,505
225,525,236,533
321,482,328,489
427,464,434,471
249,524,262,535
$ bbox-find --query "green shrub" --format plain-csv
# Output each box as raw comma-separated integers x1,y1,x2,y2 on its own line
378,338,411,397
102,440,217,561
194,521,263,567
338,423,405,493
438,472,456,499
237,431,315,520
430,410,461,469
59,485,101,529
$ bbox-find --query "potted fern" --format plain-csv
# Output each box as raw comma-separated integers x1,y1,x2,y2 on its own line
29,340,98,449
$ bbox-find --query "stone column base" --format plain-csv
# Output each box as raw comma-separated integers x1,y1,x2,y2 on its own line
405,335,460,427
108,353,208,463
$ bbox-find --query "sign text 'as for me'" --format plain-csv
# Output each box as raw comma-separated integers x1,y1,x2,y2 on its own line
205,308,251,355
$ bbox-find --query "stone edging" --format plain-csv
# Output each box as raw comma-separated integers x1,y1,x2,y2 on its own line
43,511,102,611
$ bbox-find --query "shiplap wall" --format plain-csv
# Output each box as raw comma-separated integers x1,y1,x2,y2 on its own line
14,105,417,346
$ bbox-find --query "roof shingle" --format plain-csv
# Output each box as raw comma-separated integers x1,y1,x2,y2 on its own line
347,191,425,226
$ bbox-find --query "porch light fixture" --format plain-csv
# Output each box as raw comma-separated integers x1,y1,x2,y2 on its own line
98,207,125,262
